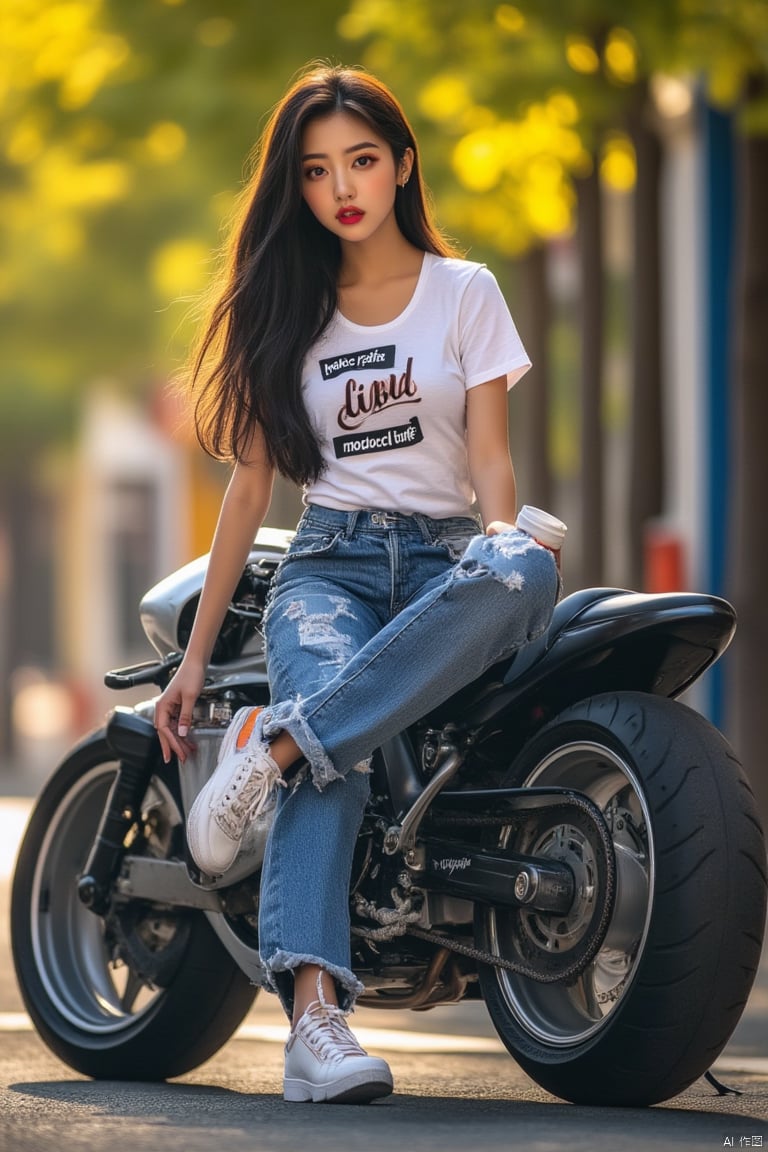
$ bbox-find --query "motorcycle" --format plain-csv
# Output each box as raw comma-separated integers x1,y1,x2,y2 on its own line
11,528,767,1106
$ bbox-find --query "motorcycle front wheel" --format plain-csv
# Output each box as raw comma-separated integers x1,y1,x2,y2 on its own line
475,691,767,1106
11,729,257,1080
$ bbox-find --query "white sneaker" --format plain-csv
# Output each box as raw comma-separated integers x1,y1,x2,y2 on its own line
187,706,285,876
284,998,393,1104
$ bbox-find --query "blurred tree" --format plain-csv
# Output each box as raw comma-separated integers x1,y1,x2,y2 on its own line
0,0,350,758
1,0,355,450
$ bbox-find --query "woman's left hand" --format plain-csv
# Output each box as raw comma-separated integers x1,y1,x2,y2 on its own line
486,518,562,575
485,520,515,536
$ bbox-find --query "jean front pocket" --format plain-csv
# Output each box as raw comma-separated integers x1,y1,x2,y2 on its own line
432,529,480,563
283,527,343,562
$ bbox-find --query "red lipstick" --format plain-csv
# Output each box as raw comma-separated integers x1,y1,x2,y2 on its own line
336,205,365,225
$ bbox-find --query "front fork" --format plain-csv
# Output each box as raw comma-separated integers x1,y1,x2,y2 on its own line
76,707,160,915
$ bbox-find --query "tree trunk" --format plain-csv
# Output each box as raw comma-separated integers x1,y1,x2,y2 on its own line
726,123,768,831
627,94,664,590
0,471,35,769
576,164,605,586
516,245,551,511
0,488,12,765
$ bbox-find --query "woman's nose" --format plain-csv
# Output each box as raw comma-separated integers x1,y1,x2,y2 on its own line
333,169,355,201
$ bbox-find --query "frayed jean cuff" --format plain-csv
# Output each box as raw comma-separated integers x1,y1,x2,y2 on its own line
262,949,365,1017
257,700,343,790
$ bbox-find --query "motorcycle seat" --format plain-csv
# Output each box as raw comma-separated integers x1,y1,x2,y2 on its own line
499,585,630,684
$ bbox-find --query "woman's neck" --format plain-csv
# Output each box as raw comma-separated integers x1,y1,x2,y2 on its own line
339,219,423,288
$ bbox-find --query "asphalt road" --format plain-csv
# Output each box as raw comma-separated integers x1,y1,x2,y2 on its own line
1,795,767,1152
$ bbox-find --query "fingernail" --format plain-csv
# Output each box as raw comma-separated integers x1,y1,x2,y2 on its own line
178,725,188,737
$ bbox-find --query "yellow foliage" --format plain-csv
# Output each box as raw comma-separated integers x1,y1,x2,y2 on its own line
43,217,85,260
197,18,234,47
600,134,636,192
706,54,748,107
6,116,46,165
36,148,131,207
339,0,426,44
144,121,188,164
526,189,572,238
523,156,574,237
463,198,529,257
419,74,473,124
547,91,580,126
604,28,638,86
58,36,130,109
151,238,210,300
453,130,502,192
0,1,130,108
494,5,525,36
565,35,599,75
450,92,588,240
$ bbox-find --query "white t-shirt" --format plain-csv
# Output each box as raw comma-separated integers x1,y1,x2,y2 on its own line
302,252,531,518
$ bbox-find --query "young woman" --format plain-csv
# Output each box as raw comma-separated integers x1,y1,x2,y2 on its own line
154,63,559,1104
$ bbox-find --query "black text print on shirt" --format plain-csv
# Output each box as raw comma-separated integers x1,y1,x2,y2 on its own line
332,416,424,458
319,345,396,380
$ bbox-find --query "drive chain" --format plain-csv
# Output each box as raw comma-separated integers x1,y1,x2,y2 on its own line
411,794,617,984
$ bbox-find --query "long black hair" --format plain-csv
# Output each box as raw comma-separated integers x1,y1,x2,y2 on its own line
190,63,458,485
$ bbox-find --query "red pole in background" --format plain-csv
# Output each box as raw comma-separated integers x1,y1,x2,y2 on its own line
644,522,687,592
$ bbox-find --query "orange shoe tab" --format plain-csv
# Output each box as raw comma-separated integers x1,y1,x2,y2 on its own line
236,707,262,750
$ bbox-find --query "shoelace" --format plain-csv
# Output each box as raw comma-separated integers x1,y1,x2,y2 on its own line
214,753,285,833
299,1003,368,1061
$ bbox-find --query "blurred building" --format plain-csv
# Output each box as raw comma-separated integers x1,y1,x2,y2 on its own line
7,387,302,787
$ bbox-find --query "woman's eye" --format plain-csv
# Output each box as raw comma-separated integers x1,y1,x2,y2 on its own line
304,166,325,180
354,155,376,169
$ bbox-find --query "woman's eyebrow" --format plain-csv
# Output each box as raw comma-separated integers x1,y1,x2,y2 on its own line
301,141,381,161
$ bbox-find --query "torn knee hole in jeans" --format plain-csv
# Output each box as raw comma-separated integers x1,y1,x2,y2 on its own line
456,557,525,591
456,559,487,579
455,532,535,590
283,596,358,667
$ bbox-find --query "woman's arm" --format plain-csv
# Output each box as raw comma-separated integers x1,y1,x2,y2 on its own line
466,376,517,534
154,428,275,762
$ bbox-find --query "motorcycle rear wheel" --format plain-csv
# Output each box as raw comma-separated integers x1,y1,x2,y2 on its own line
475,691,767,1105
11,729,257,1080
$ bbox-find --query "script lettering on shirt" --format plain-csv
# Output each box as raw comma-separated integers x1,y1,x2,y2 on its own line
337,357,421,431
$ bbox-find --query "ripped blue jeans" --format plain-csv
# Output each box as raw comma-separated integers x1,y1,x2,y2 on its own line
256,504,559,1015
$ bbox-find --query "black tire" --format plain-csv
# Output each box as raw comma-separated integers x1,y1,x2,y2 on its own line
11,729,257,1080
475,691,767,1106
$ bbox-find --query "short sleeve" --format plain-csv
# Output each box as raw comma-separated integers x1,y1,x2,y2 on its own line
459,265,531,390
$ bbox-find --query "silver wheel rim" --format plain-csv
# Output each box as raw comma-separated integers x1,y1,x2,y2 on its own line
488,740,654,1046
30,760,184,1034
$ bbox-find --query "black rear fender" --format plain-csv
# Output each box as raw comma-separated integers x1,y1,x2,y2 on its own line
540,587,736,694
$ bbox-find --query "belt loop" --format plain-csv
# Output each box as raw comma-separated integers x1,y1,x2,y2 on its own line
413,513,433,543
345,511,359,539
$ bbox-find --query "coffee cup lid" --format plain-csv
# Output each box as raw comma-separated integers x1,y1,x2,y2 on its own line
517,505,567,550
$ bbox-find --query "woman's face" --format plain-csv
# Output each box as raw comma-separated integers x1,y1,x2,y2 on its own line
300,110,412,244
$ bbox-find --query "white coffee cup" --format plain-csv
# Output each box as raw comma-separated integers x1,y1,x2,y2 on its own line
516,505,567,552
